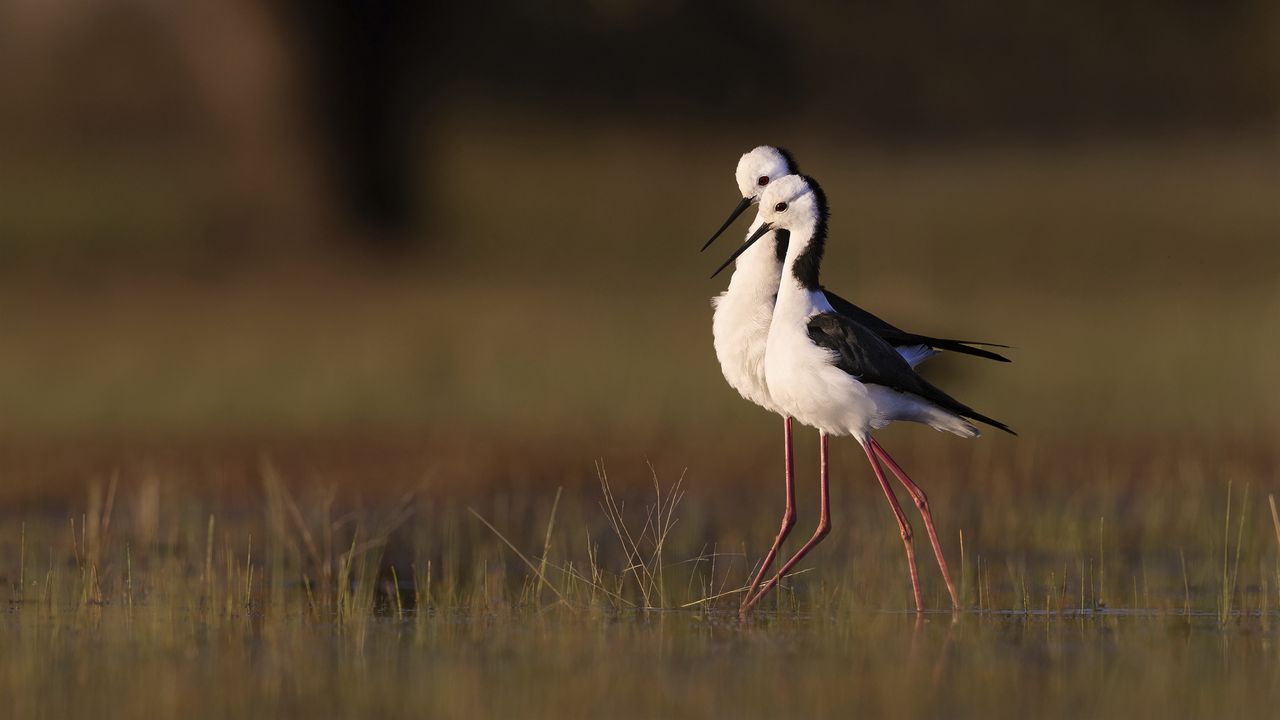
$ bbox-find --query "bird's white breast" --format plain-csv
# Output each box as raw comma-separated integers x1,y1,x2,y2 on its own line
711,229,784,415
764,286,884,438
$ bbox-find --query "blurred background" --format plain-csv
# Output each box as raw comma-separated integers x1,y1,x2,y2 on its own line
1,0,1278,506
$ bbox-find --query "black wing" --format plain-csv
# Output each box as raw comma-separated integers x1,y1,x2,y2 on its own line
807,312,1016,435
821,287,1011,363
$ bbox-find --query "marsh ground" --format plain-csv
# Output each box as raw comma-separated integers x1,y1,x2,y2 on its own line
2,438,1280,719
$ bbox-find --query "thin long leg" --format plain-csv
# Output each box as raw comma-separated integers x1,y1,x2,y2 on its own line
871,438,961,610
740,416,797,610
740,432,831,618
864,442,923,613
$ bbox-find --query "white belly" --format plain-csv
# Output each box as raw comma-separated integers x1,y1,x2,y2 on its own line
764,326,978,439
764,326,881,437
712,289,781,414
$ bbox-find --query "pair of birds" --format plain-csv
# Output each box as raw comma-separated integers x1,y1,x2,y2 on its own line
704,146,1013,617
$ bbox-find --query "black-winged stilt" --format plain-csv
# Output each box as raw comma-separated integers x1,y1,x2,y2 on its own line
705,148,1009,614
713,174,1014,616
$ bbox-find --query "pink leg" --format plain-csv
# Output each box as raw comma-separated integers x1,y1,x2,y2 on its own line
864,442,924,612
741,417,797,610
871,438,961,610
740,432,831,618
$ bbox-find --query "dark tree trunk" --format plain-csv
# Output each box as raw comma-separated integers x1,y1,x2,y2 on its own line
284,0,431,252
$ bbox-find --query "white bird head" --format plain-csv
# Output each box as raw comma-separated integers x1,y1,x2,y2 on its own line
702,146,798,252
754,174,826,232
733,145,798,200
710,174,828,279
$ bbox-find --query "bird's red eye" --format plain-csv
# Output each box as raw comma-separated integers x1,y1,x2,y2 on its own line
757,176,769,186
774,202,788,212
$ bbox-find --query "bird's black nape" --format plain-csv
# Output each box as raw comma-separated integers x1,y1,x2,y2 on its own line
790,175,830,290
773,228,790,263
800,174,829,236
774,146,800,175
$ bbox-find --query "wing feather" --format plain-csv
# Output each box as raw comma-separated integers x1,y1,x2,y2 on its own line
821,288,1011,363
806,312,1015,435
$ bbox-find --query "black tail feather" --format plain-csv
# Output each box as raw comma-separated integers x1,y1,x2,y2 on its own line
819,289,1013,363
925,338,1012,363
965,410,1017,436
915,377,1018,436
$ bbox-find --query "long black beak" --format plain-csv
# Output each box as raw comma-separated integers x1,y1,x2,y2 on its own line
710,222,772,279
700,196,753,252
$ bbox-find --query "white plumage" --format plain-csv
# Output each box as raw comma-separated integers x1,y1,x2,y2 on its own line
704,155,1011,617
764,272,980,440
760,175,980,440
710,147,937,419
710,147,792,414
711,212,786,415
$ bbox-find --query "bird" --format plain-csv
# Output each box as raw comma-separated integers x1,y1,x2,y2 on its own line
704,147,1009,614
704,146,1011,367
711,174,1014,617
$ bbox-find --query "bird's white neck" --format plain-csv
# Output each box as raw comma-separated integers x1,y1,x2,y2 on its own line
723,213,783,298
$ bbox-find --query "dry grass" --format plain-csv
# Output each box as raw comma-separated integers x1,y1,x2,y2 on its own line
2,438,1280,718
